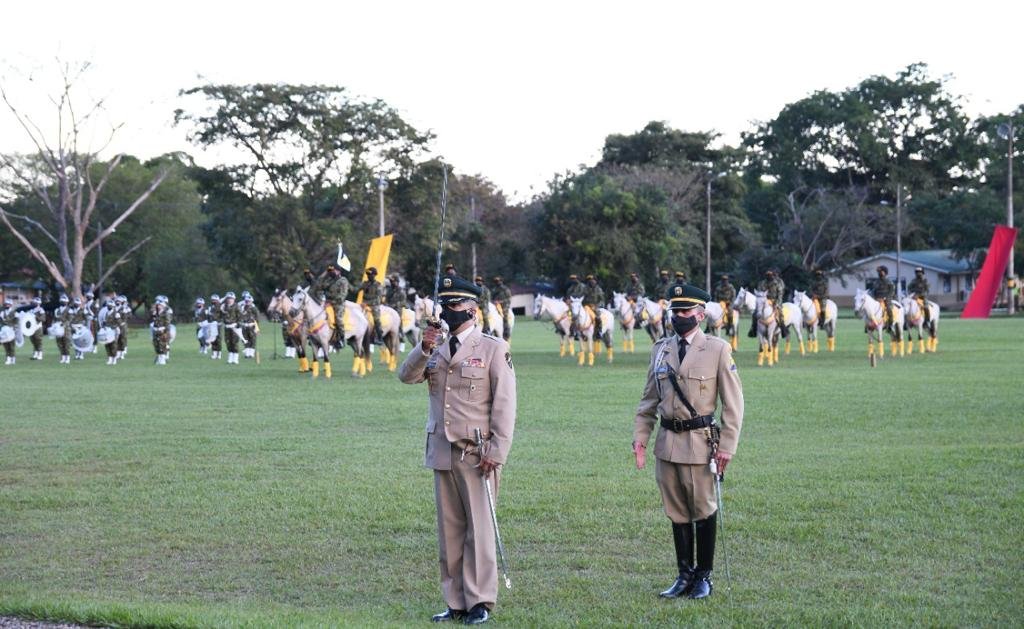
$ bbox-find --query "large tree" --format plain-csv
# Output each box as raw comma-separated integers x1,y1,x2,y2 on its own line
0,63,167,298
175,83,434,293
743,63,979,199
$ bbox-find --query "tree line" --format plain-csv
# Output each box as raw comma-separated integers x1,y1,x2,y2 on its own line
1,63,1020,308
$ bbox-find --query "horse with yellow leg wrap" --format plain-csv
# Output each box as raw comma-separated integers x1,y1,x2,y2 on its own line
364,303,402,372
567,296,615,366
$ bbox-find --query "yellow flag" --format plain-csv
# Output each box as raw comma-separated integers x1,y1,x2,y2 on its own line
356,234,393,304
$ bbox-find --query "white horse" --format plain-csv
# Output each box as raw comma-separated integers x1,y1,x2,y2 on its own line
854,289,905,359
414,295,441,325
291,288,373,377
732,287,757,317
477,302,514,341
567,296,615,366
753,290,781,366
532,294,577,357
792,290,838,353
637,296,668,342
368,304,405,372
612,291,640,353
703,300,740,351
900,296,939,354
398,305,421,352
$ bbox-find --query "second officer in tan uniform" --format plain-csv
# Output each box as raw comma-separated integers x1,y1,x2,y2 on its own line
398,275,517,625
633,283,744,600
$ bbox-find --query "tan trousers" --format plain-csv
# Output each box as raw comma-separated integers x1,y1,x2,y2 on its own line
434,446,500,611
655,458,716,523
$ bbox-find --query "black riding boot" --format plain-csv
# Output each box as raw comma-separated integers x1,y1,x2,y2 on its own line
688,512,717,599
747,320,757,338
373,322,384,345
659,522,695,598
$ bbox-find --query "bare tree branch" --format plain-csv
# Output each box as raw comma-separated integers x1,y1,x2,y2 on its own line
95,236,152,286
0,208,67,289
0,207,59,245
84,168,168,255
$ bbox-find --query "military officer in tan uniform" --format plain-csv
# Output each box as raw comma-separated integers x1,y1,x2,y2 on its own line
398,275,517,625
633,282,744,600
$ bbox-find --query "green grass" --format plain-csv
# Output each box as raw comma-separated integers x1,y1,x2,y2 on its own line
1,317,1022,627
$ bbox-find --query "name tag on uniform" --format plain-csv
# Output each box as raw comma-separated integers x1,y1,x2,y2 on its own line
462,358,485,368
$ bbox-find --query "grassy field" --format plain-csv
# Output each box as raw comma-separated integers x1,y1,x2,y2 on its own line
1,315,1022,627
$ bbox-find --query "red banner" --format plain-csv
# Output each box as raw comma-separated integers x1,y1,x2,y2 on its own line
961,225,1019,318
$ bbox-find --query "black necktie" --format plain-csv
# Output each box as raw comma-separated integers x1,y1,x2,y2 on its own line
449,336,459,358
678,338,688,363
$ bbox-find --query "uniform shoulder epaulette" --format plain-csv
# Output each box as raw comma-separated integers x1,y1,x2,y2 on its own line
652,337,671,349
479,334,508,350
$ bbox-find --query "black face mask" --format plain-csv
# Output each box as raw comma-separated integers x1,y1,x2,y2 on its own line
671,312,699,337
441,306,475,330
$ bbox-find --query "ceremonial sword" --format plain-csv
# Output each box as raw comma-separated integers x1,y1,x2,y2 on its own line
474,427,512,590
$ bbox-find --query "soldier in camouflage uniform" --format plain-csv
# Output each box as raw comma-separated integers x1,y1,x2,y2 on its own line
54,295,72,364
750,270,787,338
624,272,646,300
115,295,130,360
491,276,512,341
150,296,172,365
908,267,931,326
25,296,46,360
386,273,405,311
564,274,586,339
207,295,223,359
1,299,16,365
68,297,92,360
582,274,606,338
222,292,242,364
872,265,895,329
809,269,829,329
193,297,208,354
475,275,492,335
714,274,736,331
103,298,125,365
324,266,350,348
361,267,385,344
84,290,100,353
239,291,260,359
655,270,672,301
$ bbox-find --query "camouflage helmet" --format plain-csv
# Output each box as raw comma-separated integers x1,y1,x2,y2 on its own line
210,294,221,302
32,296,42,305
224,291,236,301
59,294,70,304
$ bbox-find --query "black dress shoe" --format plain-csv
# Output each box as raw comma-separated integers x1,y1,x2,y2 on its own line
687,571,714,599
430,607,466,622
659,567,695,598
464,603,490,625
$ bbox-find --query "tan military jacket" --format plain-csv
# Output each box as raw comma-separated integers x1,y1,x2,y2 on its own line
399,326,517,471
633,329,743,463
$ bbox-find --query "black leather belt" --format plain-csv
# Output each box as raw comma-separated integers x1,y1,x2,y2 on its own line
660,415,715,433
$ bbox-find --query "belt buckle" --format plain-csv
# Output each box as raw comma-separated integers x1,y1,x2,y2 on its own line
672,418,685,432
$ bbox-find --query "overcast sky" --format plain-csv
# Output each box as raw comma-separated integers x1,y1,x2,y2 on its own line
2,0,1021,199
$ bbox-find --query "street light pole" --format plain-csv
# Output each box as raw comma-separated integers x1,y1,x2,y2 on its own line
1007,123,1015,315
896,184,902,298
376,173,387,238
705,172,726,293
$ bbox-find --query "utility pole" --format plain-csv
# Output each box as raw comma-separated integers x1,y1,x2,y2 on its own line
997,121,1015,314
470,196,477,280
705,172,726,293
97,219,103,295
896,184,902,298
377,173,387,238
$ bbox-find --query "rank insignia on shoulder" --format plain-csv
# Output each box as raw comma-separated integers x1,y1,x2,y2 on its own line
505,352,513,370
463,357,485,368
729,357,737,372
